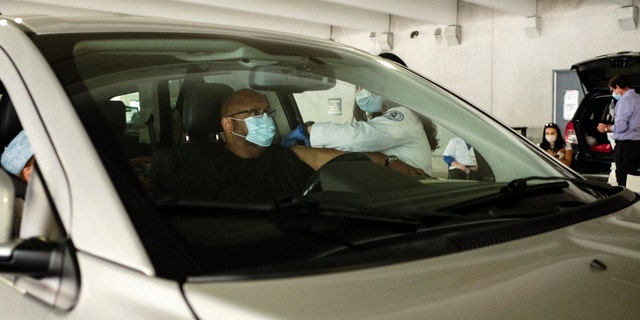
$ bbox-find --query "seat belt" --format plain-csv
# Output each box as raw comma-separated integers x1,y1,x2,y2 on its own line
145,114,156,154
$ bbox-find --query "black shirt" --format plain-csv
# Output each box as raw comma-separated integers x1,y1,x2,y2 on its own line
154,143,314,203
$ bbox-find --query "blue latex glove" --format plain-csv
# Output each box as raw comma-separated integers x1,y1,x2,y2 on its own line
280,124,310,147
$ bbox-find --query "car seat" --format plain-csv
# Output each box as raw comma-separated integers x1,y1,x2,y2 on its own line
181,82,234,142
96,100,149,159
152,83,233,200
97,100,126,138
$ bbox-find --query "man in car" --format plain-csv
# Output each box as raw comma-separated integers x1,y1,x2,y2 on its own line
597,74,640,187
156,88,425,203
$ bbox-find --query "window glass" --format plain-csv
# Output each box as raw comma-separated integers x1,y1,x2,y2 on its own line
46,34,570,197
28,32,612,279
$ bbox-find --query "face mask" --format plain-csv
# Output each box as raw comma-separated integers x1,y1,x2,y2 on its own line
612,92,622,100
230,114,276,147
545,134,557,143
355,89,383,113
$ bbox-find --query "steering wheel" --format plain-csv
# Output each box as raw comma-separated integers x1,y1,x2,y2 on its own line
301,152,373,196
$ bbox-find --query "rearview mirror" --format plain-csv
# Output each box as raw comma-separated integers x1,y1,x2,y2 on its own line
250,65,335,92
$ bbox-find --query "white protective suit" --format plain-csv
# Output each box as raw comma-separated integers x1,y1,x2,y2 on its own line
309,106,433,174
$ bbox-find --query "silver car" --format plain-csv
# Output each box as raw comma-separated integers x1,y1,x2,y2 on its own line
0,15,638,319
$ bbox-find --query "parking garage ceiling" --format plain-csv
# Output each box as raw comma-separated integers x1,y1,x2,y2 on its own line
1,0,537,37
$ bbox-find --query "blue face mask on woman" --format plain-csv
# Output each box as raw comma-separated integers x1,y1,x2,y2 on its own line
355,89,383,113
230,113,276,147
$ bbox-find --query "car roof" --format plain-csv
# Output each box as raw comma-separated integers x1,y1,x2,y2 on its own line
571,51,640,93
2,14,330,45
3,15,221,33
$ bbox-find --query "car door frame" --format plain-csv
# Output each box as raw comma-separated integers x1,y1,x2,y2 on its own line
0,19,153,275
0,20,157,314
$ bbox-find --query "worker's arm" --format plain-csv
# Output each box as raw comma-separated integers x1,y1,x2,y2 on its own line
290,146,427,176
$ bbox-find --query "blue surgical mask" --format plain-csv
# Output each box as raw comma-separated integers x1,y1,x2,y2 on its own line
612,92,622,100
355,89,383,113
230,114,276,147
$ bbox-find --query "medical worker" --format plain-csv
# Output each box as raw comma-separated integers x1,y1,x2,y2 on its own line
281,87,438,174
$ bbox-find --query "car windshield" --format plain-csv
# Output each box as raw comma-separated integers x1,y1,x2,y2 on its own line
30,29,631,280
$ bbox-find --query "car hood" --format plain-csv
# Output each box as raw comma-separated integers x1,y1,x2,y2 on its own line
181,203,640,320
571,51,640,93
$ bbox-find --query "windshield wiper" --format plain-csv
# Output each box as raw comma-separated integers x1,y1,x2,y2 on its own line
500,178,569,198
501,176,614,196
275,197,471,232
440,176,615,215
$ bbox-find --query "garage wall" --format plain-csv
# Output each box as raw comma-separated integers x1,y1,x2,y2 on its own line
330,0,640,142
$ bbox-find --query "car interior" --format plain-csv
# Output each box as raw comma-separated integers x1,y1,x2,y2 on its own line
1,69,502,209
577,94,615,153
0,33,511,218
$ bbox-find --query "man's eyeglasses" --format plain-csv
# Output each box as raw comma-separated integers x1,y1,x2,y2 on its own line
226,107,276,118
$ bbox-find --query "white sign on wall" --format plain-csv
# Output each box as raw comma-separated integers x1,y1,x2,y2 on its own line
563,90,579,120
328,98,342,115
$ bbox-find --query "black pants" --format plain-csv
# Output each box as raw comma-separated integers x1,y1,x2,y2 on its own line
614,140,640,186
448,168,480,181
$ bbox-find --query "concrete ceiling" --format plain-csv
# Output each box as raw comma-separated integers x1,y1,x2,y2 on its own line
0,0,537,38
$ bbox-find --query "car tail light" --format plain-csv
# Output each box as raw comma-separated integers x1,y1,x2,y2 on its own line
565,121,577,144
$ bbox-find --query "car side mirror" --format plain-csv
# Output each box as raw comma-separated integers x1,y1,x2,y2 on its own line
0,237,62,277
0,169,62,278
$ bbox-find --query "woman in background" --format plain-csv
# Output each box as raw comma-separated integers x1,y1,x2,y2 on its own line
540,122,572,167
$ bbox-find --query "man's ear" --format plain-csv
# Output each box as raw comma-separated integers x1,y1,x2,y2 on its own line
20,158,35,183
21,165,31,182
221,117,232,132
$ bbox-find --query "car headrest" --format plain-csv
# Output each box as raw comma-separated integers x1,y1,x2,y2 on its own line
181,83,233,142
0,93,23,148
97,100,126,137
